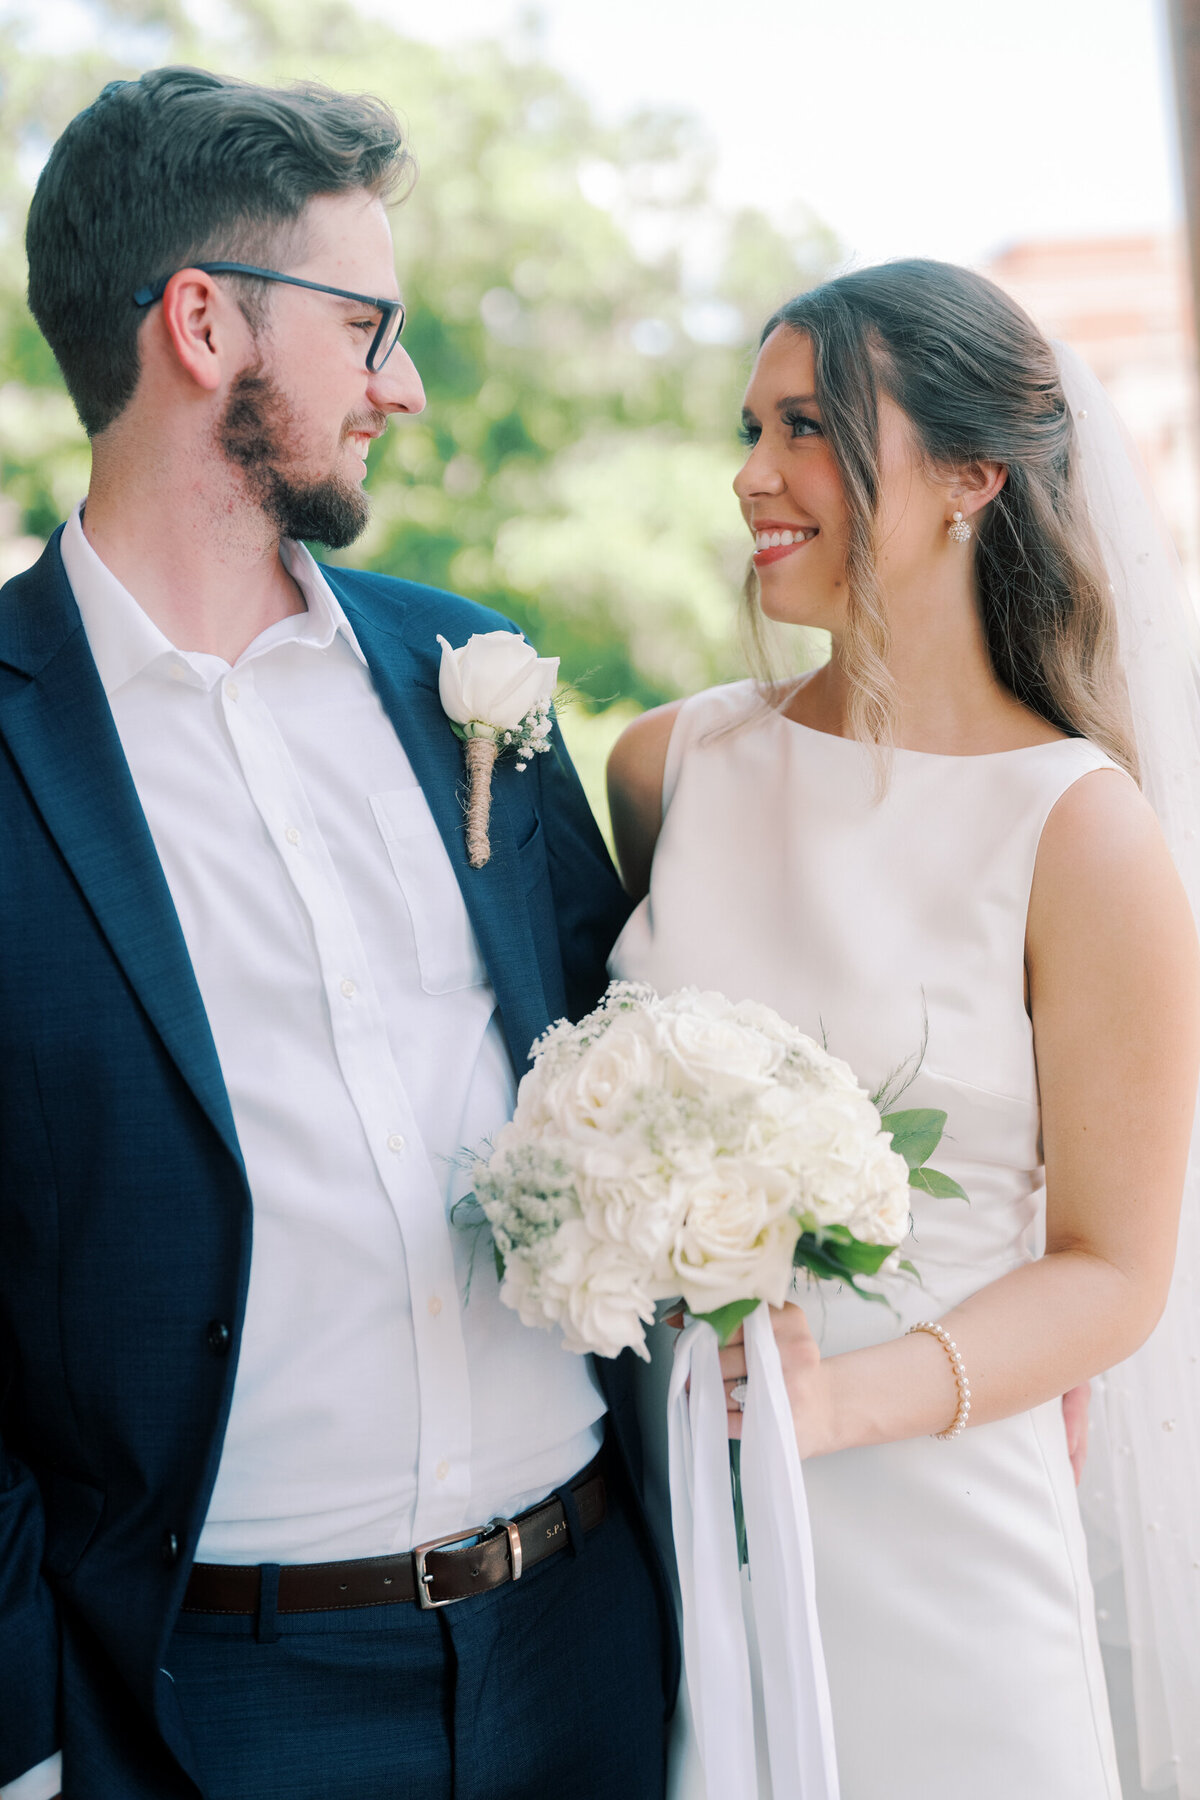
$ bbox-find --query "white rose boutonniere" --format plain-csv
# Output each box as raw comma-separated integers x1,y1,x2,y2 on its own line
437,631,559,867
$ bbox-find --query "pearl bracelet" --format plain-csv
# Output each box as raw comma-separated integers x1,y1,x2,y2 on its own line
906,1320,972,1440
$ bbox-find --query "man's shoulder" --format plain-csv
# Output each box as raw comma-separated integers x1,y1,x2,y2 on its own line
316,564,518,643
0,527,75,674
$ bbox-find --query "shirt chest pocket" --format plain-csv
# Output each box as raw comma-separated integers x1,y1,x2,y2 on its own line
370,788,489,994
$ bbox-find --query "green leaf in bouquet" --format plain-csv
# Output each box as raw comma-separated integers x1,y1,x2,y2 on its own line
729,1439,749,1569
793,1234,854,1282
897,1258,923,1282
793,1233,892,1304
451,1191,498,1301
908,1164,969,1201
817,1225,896,1274
693,1296,761,1345
880,1108,947,1171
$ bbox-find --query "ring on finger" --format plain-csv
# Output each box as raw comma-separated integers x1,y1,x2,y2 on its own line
729,1379,748,1412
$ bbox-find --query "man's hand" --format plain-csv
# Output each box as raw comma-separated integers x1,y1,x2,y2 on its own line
1062,1381,1091,1484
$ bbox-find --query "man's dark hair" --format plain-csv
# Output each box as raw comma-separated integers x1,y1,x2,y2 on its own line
26,66,413,437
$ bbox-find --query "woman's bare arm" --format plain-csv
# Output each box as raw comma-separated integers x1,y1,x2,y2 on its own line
605,701,682,900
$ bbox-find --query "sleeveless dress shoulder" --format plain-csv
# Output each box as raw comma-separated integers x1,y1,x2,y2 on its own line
610,680,1123,1800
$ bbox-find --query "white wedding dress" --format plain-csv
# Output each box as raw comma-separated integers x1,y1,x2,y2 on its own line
610,680,1123,1800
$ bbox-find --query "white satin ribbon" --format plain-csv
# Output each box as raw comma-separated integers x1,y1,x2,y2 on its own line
667,1306,840,1800
667,1318,758,1800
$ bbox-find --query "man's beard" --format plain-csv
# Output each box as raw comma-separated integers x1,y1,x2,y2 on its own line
218,364,378,549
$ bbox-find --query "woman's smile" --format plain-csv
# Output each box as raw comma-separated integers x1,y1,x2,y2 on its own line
751,518,821,567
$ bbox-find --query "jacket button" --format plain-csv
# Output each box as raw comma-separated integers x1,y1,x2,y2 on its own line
161,1531,180,1567
206,1320,232,1355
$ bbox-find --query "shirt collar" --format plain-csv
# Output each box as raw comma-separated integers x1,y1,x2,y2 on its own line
278,539,368,668
59,503,367,697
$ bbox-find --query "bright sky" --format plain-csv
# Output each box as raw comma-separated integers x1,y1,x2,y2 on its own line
367,0,1180,268
7,0,1180,266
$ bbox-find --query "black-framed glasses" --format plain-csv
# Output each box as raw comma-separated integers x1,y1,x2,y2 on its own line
132,262,406,372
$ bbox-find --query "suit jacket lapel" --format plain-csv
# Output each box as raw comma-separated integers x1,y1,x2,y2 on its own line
0,535,242,1166
331,580,551,1070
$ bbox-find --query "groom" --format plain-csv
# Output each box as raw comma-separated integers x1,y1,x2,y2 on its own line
0,67,674,1800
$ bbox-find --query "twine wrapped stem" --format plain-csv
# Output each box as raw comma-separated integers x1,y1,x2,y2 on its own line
465,735,499,868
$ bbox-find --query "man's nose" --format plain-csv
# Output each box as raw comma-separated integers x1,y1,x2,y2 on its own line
369,344,425,415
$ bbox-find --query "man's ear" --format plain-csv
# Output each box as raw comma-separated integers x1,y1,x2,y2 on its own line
158,268,250,393
951,459,1007,522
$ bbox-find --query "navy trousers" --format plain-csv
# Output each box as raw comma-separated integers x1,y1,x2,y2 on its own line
165,1481,668,1800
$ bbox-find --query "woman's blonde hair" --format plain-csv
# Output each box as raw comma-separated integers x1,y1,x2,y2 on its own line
748,259,1138,778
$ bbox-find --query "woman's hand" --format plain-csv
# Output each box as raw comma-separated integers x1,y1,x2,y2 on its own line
717,1302,836,1459
1062,1381,1091,1485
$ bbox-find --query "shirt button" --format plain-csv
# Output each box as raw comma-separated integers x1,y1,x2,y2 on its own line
428,1295,443,1317
435,1459,450,1481
225,681,239,702
340,978,356,998
285,827,301,846
168,662,187,682
161,1531,181,1567
387,1133,406,1154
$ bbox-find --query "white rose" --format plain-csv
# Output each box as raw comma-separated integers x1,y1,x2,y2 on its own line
842,1141,913,1245
656,987,731,1021
577,1166,687,1275
508,1069,555,1136
563,1239,658,1359
726,997,809,1048
486,1112,531,1158
536,1016,665,1139
661,1006,784,1101
666,1159,800,1314
776,1089,912,1235
499,1215,595,1333
437,631,558,731
745,1082,822,1149
497,1243,554,1330
505,1221,654,1359
746,1083,865,1178
569,1132,659,1182
822,1052,864,1092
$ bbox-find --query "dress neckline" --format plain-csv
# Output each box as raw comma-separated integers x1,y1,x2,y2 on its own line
770,705,1081,764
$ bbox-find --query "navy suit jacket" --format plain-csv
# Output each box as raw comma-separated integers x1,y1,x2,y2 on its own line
0,531,677,1797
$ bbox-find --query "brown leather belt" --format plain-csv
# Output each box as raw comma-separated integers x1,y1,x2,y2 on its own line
181,1451,607,1615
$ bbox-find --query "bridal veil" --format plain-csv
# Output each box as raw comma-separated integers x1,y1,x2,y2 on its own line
1058,342,1200,1800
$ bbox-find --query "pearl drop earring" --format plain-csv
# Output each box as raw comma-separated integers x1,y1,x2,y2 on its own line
947,510,972,544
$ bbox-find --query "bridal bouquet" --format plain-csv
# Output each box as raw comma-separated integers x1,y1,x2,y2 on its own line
471,981,960,1800
473,981,952,1357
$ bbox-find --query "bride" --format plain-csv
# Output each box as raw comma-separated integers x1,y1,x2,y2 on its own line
606,260,1200,1798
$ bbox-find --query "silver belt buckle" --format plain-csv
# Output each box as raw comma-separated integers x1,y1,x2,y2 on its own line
413,1516,524,1610
490,1515,524,1582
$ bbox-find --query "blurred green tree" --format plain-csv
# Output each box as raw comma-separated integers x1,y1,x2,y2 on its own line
0,0,835,820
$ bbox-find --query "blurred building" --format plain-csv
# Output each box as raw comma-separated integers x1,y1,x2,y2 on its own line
984,233,1200,596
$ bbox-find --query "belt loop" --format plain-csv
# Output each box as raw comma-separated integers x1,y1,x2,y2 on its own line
553,1482,586,1558
255,1563,281,1644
